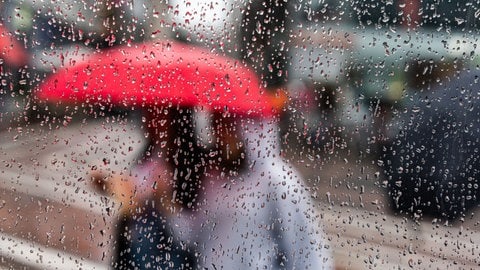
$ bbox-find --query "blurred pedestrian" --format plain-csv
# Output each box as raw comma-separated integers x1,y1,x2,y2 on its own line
91,105,205,269
0,22,29,127
194,110,333,269
240,0,291,90
382,70,480,221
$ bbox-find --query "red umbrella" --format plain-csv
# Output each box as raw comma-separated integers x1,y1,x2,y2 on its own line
36,41,281,117
0,25,27,67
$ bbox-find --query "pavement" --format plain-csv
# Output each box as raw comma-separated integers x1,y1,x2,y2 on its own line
0,116,478,269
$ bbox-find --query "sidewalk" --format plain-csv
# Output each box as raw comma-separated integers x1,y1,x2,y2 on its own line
0,119,478,269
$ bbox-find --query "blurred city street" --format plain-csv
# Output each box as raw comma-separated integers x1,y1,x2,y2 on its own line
0,116,478,269
0,0,480,268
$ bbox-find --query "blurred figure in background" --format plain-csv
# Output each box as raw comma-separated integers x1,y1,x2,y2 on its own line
194,110,333,269
240,0,290,90
381,70,480,221
0,20,28,128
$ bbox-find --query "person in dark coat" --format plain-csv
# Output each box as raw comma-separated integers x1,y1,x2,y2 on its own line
382,71,480,221
240,0,290,89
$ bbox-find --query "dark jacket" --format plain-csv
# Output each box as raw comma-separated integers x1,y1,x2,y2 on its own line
382,71,480,220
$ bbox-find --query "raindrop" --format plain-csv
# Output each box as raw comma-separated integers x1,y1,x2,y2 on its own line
267,64,274,73
455,17,465,25
475,9,480,18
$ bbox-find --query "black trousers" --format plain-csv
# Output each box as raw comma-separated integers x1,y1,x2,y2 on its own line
112,204,194,269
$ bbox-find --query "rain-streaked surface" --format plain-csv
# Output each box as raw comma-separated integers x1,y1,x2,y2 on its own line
0,0,479,269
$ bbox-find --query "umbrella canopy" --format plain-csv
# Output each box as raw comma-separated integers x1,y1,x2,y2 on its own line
382,71,480,220
36,41,280,117
0,25,27,67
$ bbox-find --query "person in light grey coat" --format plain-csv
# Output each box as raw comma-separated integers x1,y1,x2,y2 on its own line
194,113,333,269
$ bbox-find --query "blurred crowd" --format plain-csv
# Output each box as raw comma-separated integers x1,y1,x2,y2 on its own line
1,0,479,269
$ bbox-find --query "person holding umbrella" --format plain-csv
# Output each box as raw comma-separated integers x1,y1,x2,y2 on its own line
36,40,294,268
193,107,333,269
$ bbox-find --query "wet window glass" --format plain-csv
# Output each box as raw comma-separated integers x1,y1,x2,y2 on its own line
0,0,478,269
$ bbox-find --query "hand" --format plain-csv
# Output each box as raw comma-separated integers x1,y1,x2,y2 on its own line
89,163,136,213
